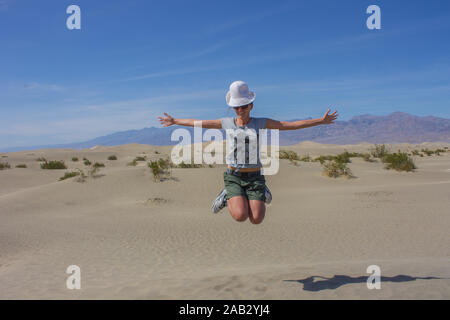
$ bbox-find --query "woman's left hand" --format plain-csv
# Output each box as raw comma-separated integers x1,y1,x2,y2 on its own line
321,109,338,124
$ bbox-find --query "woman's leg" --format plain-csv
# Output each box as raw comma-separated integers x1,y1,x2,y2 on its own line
227,196,249,222
248,200,265,224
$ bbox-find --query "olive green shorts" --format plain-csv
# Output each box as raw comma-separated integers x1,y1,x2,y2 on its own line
223,171,266,202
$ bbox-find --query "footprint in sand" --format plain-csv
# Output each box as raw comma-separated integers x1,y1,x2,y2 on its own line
141,197,171,206
353,190,395,209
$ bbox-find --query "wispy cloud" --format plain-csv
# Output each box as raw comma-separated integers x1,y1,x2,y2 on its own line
0,0,14,11
196,2,300,38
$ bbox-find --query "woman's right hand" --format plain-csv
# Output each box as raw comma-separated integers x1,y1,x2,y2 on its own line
158,112,176,127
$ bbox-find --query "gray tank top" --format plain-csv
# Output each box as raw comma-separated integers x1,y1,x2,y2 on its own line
221,117,267,169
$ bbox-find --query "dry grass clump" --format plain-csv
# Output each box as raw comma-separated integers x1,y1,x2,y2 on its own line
0,161,11,170
40,160,67,169
148,157,173,181
279,150,299,161
369,144,390,159
15,164,27,168
36,157,46,162
321,159,354,178
176,161,203,168
381,151,416,172
59,171,80,181
127,156,147,166
93,162,105,168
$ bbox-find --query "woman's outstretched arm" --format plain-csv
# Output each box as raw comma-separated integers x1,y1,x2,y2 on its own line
265,109,338,130
158,113,222,129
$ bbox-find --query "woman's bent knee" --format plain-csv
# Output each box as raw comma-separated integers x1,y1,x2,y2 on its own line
249,212,265,224
231,209,248,222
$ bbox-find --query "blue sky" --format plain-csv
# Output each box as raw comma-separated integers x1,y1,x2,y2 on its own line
1,0,450,150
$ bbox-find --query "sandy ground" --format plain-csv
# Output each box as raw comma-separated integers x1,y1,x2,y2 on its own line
0,141,449,299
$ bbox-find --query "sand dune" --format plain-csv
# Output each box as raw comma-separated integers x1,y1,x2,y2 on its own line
0,142,449,299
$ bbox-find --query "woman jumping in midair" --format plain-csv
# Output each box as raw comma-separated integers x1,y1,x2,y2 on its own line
158,80,338,224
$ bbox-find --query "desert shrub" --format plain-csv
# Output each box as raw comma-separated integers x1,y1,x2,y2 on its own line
83,159,91,166
381,151,416,172
279,150,299,161
0,161,11,170
15,164,27,168
148,158,172,181
321,160,354,178
36,157,46,162
154,151,160,154
40,160,67,169
411,150,420,156
299,154,312,162
361,153,375,162
72,157,79,162
176,161,203,168
421,148,434,156
314,155,335,164
108,155,117,160
93,162,105,168
128,156,147,166
369,144,389,158
59,171,80,181
334,152,351,164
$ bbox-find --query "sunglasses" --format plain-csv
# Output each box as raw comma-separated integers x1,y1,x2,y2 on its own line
233,104,250,110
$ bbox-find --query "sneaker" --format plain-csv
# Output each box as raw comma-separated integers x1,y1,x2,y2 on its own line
211,188,228,213
265,186,272,204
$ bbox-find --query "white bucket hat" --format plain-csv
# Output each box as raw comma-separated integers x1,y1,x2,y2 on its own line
226,80,256,107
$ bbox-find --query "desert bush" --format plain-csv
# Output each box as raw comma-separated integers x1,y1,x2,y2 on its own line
59,171,80,181
321,160,354,178
128,156,147,166
381,151,416,172
83,159,91,166
40,160,67,169
108,155,117,160
176,161,203,168
421,148,434,156
361,153,375,162
15,164,27,168
36,157,46,162
369,144,389,158
411,150,420,156
93,162,105,168
334,152,352,164
72,157,79,162
0,161,11,170
148,158,172,181
299,154,312,162
279,150,299,161
314,155,335,164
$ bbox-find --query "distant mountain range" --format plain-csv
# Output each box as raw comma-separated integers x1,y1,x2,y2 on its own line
2,112,450,152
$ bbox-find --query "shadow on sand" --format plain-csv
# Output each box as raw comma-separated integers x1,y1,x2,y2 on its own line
284,275,444,292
